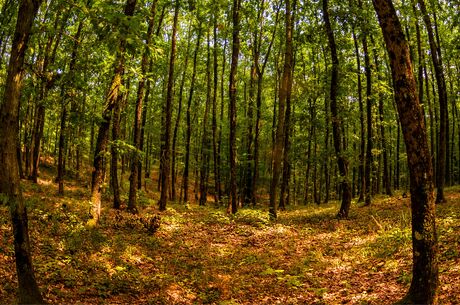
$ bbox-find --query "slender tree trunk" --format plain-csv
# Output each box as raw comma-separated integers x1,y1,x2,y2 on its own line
57,20,83,194
158,0,179,211
228,0,241,214
362,25,373,206
89,0,137,225
374,52,392,196
323,0,352,219
139,70,152,190
171,23,191,203
111,95,123,210
57,104,67,194
183,24,202,203
373,1,438,303
352,29,366,202
418,0,448,204
269,0,293,219
212,5,220,204
128,0,157,211
0,0,45,303
199,31,212,206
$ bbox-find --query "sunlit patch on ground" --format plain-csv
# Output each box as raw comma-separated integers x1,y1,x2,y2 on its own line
1,167,459,304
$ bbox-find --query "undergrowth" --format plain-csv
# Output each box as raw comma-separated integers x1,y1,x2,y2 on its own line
0,171,459,304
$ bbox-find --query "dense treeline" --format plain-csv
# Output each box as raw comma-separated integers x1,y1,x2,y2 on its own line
1,0,459,303
1,0,459,212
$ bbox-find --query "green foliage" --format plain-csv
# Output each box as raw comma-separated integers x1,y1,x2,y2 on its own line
365,227,411,259
234,208,269,227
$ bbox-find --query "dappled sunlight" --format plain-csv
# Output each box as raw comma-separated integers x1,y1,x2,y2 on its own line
1,168,460,304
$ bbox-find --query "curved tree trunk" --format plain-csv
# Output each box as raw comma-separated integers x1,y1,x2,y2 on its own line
373,0,438,303
0,0,45,303
89,0,137,225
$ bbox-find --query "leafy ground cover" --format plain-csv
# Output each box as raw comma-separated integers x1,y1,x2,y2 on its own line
0,166,459,304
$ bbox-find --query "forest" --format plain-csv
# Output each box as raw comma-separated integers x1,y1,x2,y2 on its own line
0,0,459,304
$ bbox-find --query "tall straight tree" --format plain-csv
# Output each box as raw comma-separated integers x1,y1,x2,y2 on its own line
360,5,373,206
199,29,212,206
351,27,366,202
171,21,192,202
211,3,220,204
128,0,158,212
158,0,179,211
89,0,137,225
372,0,438,303
269,0,293,219
323,0,352,218
0,0,45,303
228,0,241,214
417,0,448,204
183,22,202,203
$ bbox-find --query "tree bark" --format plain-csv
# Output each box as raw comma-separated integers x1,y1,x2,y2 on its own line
183,23,202,203
352,29,366,202
362,32,373,206
158,0,179,211
417,0,448,204
128,0,157,211
228,0,241,214
269,0,293,219
0,0,45,303
89,0,137,225
323,0,352,219
372,0,438,303
199,30,212,206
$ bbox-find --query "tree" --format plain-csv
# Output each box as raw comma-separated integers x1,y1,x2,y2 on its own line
158,0,180,211
372,0,438,303
228,0,241,214
89,0,137,225
323,0,352,218
183,21,202,204
128,0,158,212
417,0,448,204
0,0,45,303
269,0,293,219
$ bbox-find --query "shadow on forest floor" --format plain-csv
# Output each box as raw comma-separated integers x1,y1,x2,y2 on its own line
0,165,459,304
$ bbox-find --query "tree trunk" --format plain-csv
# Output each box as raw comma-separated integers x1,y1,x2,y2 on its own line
323,0,352,219
373,0,438,303
0,0,45,303
374,51,392,196
199,30,212,206
352,29,366,202
228,0,241,214
361,22,373,206
417,0,448,204
89,0,137,225
211,5,220,205
57,104,67,194
269,0,293,219
171,23,191,203
128,0,157,211
158,0,180,211
111,96,123,210
183,23,202,203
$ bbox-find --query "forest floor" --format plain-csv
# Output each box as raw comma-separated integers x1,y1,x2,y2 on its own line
1,164,459,304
